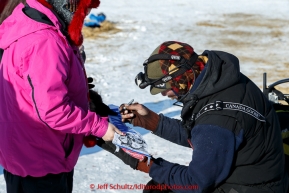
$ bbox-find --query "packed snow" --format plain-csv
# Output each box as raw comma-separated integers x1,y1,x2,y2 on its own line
0,0,288,192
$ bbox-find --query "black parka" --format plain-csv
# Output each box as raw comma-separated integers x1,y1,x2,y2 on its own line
180,50,288,192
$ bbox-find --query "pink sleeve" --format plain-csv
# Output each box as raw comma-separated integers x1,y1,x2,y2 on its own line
23,37,108,137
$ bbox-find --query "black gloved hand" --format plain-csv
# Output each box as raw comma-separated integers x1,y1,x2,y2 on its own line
83,136,139,169
89,90,118,117
96,138,139,169
87,77,95,89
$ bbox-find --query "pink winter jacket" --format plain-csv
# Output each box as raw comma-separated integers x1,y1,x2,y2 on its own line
0,0,108,177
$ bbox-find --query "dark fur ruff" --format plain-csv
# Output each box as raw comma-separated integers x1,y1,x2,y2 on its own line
89,90,117,117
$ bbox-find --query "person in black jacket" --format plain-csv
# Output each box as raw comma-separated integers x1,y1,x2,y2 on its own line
120,41,289,193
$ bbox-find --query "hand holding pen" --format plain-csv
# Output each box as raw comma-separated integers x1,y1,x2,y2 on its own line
119,100,158,130
119,99,136,123
122,99,134,110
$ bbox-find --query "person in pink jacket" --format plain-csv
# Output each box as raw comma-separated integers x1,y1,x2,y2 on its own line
0,0,122,192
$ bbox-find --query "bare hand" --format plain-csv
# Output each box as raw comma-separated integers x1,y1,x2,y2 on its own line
102,122,124,141
120,102,159,131
119,103,149,123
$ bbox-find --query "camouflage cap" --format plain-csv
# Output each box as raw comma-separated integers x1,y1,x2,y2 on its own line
147,41,200,95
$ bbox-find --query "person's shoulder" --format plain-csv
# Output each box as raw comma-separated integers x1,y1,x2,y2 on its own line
17,31,72,63
24,28,70,50
34,28,64,41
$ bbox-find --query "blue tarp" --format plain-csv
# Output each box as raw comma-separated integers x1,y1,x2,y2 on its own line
84,13,106,28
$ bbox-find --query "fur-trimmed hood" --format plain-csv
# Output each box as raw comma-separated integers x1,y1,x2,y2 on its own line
36,0,100,46
0,0,100,47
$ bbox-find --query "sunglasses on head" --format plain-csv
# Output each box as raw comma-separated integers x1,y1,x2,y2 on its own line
135,53,198,90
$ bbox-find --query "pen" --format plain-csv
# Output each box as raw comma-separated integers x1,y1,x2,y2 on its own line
123,99,134,110
127,99,134,105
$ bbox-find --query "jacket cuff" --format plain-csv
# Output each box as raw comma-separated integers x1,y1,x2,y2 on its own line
91,117,109,138
149,158,169,184
133,109,160,132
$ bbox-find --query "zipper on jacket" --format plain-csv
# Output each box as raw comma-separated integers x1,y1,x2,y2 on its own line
28,75,75,158
0,49,4,63
63,134,74,158
27,75,52,129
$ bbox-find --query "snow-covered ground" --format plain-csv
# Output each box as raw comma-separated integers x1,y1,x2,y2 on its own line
0,0,289,192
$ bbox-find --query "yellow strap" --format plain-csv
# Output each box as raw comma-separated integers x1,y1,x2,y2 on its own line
284,143,289,156
282,131,289,139
276,110,289,113
198,55,208,63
